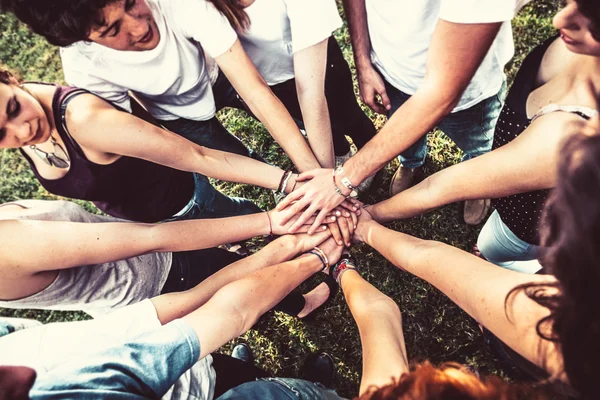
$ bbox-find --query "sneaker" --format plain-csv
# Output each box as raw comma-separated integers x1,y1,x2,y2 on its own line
231,343,253,364
301,352,336,389
463,199,491,225
388,165,416,197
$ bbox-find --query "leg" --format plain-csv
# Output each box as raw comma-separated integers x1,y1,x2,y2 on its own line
476,210,542,274
211,353,271,398
383,81,429,169
216,378,341,400
161,248,244,294
437,79,506,161
161,117,265,162
324,36,375,154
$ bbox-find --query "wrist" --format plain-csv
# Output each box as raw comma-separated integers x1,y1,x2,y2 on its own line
297,252,324,273
357,220,378,244
354,53,372,71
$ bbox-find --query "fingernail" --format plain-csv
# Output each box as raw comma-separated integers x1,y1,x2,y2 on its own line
336,211,341,216
353,207,358,210
330,216,336,221
321,226,327,230
354,225,357,229
337,241,343,245
344,212,350,217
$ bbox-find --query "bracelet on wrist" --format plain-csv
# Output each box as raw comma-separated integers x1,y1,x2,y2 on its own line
335,165,358,198
332,256,358,285
309,246,329,272
265,211,273,236
307,250,327,271
277,170,291,193
280,171,293,194
332,170,349,198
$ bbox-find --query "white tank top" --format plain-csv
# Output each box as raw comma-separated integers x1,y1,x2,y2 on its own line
0,200,172,318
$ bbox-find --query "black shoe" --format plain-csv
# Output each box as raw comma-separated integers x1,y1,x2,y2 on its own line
231,343,253,365
301,352,335,389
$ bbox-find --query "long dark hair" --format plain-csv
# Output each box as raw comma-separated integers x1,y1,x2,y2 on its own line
208,0,250,32
510,122,600,399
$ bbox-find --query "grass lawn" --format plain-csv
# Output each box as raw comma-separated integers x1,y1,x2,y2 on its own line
0,1,558,397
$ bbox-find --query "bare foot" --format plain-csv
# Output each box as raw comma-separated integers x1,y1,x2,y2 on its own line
297,282,330,318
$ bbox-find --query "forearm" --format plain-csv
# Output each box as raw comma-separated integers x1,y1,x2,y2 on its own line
149,213,271,252
342,0,372,69
344,87,458,184
363,222,559,372
241,84,321,172
152,236,301,324
181,253,323,359
341,270,408,394
297,89,335,168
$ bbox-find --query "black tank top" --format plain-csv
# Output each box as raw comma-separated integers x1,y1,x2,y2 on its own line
492,36,594,244
20,85,195,223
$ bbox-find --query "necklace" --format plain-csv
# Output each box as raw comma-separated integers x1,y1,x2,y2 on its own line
29,135,71,169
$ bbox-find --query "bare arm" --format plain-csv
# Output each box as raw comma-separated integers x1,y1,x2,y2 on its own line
341,270,408,395
294,39,335,168
369,113,576,222
216,40,320,172
67,95,299,193
342,0,390,114
171,236,342,359
0,207,316,274
356,219,564,378
277,21,502,232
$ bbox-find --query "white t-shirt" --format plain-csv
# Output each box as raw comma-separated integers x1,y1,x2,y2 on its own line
60,0,237,121
366,0,530,112
239,0,342,85
0,300,216,400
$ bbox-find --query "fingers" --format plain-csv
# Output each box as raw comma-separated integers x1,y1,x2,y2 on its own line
276,188,304,211
337,216,352,247
296,171,316,182
308,207,332,235
290,202,320,233
295,224,328,234
350,211,358,230
378,87,392,112
327,219,344,246
339,199,360,213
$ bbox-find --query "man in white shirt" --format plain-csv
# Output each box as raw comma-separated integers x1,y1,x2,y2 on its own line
1,0,320,172
278,0,529,232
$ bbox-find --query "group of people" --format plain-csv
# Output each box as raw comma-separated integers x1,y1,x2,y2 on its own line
0,0,599,398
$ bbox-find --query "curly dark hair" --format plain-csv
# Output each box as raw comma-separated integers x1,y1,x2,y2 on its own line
510,126,600,399
0,0,117,46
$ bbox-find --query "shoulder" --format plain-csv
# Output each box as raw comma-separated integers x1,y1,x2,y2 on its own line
63,92,116,132
439,0,516,23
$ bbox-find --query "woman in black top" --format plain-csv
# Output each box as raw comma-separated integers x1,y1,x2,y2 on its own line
358,0,600,273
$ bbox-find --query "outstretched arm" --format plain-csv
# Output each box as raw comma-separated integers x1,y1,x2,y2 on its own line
369,113,576,222
294,38,335,168
171,236,343,359
341,269,408,395
217,40,321,172
355,216,563,379
277,21,502,232
67,95,300,193
0,206,320,275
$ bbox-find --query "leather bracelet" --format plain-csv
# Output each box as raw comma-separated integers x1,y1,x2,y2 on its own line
332,170,349,198
280,171,293,194
265,211,273,236
277,170,291,193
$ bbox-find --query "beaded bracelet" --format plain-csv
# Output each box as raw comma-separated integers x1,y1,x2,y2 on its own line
332,256,358,285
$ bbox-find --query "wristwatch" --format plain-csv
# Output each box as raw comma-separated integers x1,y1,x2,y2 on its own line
335,166,358,198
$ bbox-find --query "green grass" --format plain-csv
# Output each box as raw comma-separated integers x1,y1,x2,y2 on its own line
0,2,558,397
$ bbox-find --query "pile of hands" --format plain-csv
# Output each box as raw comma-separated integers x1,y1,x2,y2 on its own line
267,195,377,268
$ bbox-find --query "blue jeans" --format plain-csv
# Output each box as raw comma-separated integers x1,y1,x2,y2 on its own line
477,210,542,274
217,378,344,400
161,71,265,162
385,79,506,168
167,173,262,221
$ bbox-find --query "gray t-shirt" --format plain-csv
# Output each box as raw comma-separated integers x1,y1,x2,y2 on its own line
0,200,172,317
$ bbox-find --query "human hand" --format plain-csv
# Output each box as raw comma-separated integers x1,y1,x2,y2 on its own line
276,168,358,234
292,230,332,254
268,208,326,235
315,236,345,269
327,210,358,247
353,205,376,244
357,63,391,115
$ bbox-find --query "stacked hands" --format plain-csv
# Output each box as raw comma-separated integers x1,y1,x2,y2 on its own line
268,189,376,268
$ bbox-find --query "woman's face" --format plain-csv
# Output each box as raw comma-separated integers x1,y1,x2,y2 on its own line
554,0,600,56
0,83,51,149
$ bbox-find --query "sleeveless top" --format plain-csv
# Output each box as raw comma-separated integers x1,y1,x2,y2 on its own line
0,200,172,318
19,85,195,223
491,36,597,245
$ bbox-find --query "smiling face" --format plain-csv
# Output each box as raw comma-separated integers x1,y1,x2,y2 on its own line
553,0,600,56
87,0,160,51
0,83,51,149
